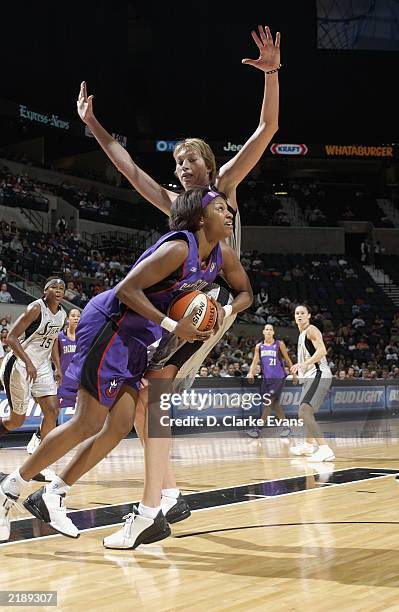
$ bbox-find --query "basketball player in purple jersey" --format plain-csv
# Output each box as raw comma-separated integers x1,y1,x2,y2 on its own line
246,324,297,438
0,189,253,546
76,23,280,521
27,308,81,456
76,23,280,383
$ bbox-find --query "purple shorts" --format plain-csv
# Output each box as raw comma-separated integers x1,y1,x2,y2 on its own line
58,374,78,408
260,378,285,402
67,302,148,408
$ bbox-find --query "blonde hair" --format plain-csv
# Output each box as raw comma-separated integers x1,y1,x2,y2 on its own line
173,138,217,185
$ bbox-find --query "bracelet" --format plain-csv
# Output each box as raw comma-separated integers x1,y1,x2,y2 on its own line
265,64,282,74
223,305,233,317
160,316,178,333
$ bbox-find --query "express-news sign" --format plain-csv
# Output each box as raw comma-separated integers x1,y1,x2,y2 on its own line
19,104,70,130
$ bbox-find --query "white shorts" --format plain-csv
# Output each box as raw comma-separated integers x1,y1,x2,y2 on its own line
0,354,57,415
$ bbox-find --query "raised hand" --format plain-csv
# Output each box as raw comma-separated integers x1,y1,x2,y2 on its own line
77,81,95,124
242,25,281,73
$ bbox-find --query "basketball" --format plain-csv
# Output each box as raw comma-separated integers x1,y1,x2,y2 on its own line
168,290,218,332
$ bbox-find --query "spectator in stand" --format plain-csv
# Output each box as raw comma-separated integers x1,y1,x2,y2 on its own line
56,216,68,235
1,328,9,353
0,283,13,303
352,315,365,329
197,366,210,378
9,233,23,254
0,260,7,282
342,206,355,220
210,365,222,378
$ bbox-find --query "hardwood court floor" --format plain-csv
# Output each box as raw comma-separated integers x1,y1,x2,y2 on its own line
1,429,399,611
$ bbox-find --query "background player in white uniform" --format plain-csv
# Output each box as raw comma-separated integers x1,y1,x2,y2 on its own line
27,308,80,455
0,279,66,476
289,305,335,462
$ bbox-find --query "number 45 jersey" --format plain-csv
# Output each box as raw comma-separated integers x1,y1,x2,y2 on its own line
14,298,66,368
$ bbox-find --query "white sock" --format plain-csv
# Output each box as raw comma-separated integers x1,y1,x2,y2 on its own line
161,488,179,499
138,502,161,519
3,469,29,498
45,476,70,495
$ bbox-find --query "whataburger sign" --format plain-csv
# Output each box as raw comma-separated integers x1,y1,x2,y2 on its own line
325,144,394,158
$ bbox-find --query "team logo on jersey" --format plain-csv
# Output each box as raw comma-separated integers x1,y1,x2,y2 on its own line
210,263,216,272
190,267,197,273
105,379,119,398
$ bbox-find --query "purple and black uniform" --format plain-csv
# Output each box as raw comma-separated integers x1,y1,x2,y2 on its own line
67,230,222,408
57,330,77,408
259,340,286,401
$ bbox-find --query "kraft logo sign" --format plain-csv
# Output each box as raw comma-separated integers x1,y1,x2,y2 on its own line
156,140,179,152
270,143,308,156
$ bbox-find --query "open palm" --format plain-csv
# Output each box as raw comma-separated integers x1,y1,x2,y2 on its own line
242,25,281,73
77,81,94,124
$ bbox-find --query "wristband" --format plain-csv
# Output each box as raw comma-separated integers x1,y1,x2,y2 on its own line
223,305,233,317
160,316,178,333
265,64,282,74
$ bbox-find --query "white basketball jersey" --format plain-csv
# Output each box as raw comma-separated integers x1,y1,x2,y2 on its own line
297,326,332,379
227,207,241,256
17,299,66,368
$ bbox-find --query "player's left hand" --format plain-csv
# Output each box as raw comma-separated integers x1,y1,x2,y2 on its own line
54,368,63,386
292,374,299,385
290,363,300,375
242,25,281,73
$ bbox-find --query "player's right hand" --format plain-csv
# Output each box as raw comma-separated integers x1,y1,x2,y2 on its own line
247,373,254,384
26,360,37,383
174,307,214,342
77,81,95,124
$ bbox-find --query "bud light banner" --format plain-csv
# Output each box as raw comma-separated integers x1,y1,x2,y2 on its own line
386,386,399,410
330,386,386,414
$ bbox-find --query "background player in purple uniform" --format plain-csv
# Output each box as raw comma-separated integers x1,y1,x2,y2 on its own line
27,308,81,456
0,188,253,548
246,324,297,438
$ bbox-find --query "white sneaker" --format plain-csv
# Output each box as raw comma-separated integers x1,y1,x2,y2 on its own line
23,487,79,538
289,442,315,456
0,474,18,542
308,445,335,462
103,507,171,550
26,431,41,455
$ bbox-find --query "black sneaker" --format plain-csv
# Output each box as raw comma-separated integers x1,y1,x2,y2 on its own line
103,507,171,549
32,472,50,482
0,472,8,485
23,487,79,538
163,494,191,524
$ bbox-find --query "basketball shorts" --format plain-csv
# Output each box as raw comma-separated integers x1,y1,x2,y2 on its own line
58,374,78,409
0,355,57,415
66,302,148,409
299,373,332,413
260,378,285,402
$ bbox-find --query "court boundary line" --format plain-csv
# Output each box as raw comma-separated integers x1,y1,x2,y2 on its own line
1,467,398,547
